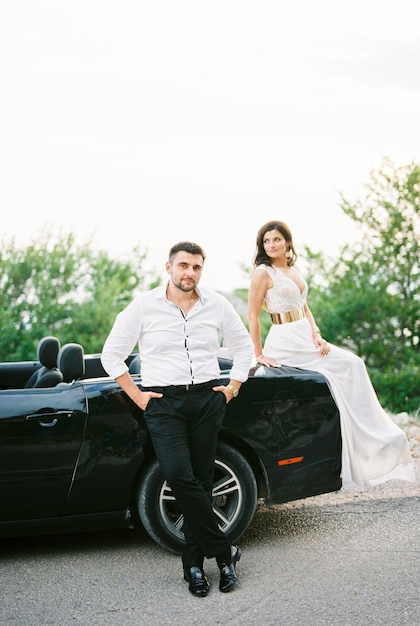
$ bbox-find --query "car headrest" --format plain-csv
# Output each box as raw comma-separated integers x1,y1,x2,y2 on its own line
57,343,85,383
37,336,61,369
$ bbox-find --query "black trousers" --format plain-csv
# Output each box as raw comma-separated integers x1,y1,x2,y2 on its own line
143,381,231,568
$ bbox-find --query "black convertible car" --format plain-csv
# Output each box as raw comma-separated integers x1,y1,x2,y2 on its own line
0,337,342,553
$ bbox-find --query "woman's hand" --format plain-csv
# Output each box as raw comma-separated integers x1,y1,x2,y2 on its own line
313,334,330,358
256,354,279,367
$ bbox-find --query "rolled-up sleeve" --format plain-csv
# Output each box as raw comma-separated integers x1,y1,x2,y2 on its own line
220,298,254,382
101,297,142,379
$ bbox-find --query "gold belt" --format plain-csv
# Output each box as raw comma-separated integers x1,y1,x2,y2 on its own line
270,306,305,324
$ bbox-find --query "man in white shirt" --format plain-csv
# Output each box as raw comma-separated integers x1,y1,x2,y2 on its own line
101,241,254,597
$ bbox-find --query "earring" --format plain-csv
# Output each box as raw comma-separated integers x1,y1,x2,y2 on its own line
285,249,292,259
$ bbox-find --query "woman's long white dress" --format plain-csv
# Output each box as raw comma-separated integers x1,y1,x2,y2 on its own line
257,264,416,488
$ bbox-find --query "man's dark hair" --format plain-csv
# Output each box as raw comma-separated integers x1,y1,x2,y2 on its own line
169,241,206,263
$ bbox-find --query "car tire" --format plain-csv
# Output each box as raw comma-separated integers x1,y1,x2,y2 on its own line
136,441,258,554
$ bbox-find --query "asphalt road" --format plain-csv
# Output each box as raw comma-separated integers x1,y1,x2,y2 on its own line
1,493,419,626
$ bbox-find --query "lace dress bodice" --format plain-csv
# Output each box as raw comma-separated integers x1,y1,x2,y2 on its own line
257,264,308,313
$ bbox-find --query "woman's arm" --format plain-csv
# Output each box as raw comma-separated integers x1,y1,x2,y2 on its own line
303,303,330,357
247,269,278,367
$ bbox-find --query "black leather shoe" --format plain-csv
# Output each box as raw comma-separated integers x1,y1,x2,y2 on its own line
183,566,210,597
219,545,242,593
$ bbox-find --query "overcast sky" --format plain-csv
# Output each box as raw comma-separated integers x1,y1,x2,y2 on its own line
1,0,420,290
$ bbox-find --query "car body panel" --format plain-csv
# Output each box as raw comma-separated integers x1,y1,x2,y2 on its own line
0,352,342,540
221,366,342,503
0,384,87,520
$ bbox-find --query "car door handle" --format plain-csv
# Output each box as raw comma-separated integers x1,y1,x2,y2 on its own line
26,410,74,428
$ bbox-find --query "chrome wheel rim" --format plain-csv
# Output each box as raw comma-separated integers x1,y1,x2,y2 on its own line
158,459,243,540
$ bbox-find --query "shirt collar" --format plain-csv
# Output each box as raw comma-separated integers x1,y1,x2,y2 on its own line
157,282,207,303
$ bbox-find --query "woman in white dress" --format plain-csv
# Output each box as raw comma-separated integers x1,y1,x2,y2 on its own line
247,220,416,487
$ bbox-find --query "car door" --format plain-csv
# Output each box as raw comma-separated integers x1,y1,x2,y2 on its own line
0,384,87,521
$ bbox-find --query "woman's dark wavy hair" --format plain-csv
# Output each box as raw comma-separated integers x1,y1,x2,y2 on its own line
168,241,206,263
253,221,297,267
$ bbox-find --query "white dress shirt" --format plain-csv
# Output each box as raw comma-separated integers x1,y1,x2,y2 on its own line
101,285,254,386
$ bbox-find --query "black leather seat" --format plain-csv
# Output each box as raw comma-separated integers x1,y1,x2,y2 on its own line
24,336,63,388
128,355,141,375
57,343,85,384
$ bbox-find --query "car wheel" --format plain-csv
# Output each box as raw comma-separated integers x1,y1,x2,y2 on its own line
136,441,258,554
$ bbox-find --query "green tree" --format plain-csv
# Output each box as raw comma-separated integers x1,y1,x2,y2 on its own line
305,158,419,412
0,230,161,360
